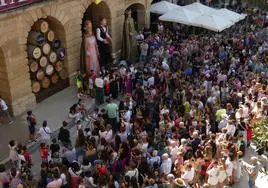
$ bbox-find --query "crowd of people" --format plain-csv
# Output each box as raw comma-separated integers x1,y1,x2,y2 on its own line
1,4,268,188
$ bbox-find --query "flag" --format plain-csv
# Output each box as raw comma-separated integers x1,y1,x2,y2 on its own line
95,0,102,5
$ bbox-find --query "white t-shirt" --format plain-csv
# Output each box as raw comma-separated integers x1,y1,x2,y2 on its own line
123,110,132,122
182,168,195,182
125,168,139,180
160,158,172,175
38,127,51,140
207,167,219,185
0,99,8,111
47,178,63,188
226,158,234,177
148,76,155,87
60,173,68,185
226,123,236,137
95,78,104,88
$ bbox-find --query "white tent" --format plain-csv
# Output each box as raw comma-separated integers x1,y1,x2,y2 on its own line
150,1,181,14
159,8,201,25
192,14,233,32
184,2,215,15
209,8,246,23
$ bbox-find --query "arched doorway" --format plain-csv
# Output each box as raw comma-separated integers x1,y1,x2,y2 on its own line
82,1,111,35
26,16,69,103
125,3,146,31
0,47,11,109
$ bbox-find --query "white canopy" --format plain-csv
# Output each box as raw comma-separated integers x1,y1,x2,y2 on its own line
192,14,233,32
159,8,201,25
184,2,215,15
150,1,181,14
209,8,246,23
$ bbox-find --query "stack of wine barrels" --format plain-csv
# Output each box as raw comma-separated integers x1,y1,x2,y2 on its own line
27,19,67,94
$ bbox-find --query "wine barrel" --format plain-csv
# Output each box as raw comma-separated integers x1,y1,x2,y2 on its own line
47,30,55,42
56,48,65,60
42,43,51,55
51,73,59,84
52,40,61,49
46,64,54,76
36,69,45,81
29,61,39,73
32,81,41,93
49,51,57,63
27,31,45,46
55,61,63,72
38,20,49,33
28,45,42,59
39,56,48,68
59,69,68,79
41,77,50,89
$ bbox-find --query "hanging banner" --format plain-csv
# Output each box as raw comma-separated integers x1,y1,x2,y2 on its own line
0,0,45,13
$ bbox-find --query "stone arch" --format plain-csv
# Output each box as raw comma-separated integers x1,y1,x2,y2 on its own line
20,6,71,72
125,3,146,31
0,46,12,111
25,16,69,102
81,1,112,35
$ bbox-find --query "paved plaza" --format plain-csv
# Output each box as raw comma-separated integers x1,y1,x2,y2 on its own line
0,85,267,187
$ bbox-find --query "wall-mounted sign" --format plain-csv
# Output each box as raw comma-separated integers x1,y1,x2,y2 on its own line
0,0,45,13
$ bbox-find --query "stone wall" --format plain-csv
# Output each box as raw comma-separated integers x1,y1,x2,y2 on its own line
0,0,149,116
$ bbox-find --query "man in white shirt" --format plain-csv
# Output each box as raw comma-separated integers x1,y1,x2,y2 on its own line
207,161,219,187
226,120,236,137
182,164,195,184
140,41,148,62
0,97,13,124
123,106,132,123
160,153,172,175
147,150,160,168
38,120,52,145
95,75,104,105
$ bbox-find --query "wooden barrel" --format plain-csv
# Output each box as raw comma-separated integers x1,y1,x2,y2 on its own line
51,73,59,84
28,45,42,59
59,69,68,79
45,64,54,76
27,31,45,46
56,48,65,60
32,81,41,93
41,77,50,89
29,61,39,73
49,51,57,63
47,30,55,42
39,20,49,33
55,61,63,72
42,43,51,55
39,56,48,68
36,69,45,81
53,40,61,49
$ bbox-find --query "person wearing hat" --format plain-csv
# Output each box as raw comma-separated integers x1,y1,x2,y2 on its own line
174,178,186,188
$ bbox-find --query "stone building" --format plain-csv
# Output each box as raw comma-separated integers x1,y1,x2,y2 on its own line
0,0,151,116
